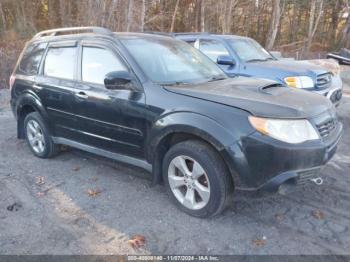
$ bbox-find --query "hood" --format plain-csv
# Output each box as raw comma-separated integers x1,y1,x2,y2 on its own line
244,60,328,81
164,77,333,119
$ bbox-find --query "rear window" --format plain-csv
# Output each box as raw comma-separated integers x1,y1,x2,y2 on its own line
43,46,76,80
18,42,47,75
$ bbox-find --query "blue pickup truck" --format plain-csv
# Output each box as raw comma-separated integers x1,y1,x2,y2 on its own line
175,33,343,106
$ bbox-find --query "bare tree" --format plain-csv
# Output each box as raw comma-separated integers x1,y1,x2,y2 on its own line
200,0,205,32
220,0,237,33
126,0,134,32
265,0,282,50
170,0,180,32
140,0,146,31
0,2,7,31
305,0,324,53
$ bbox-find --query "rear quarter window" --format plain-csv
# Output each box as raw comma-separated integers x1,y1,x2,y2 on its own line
18,42,47,75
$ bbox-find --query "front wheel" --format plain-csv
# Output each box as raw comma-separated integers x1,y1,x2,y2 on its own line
162,140,232,218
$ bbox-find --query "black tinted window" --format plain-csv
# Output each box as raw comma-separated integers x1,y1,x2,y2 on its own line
44,47,76,79
82,47,126,85
19,43,47,75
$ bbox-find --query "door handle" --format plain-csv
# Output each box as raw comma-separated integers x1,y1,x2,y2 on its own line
75,91,88,99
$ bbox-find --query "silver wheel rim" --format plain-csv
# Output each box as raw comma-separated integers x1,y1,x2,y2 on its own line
26,119,46,154
168,155,210,210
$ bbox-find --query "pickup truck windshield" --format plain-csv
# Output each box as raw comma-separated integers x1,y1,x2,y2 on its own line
228,38,274,62
121,38,226,85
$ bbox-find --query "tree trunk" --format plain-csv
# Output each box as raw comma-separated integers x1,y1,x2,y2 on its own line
221,0,237,33
0,2,7,31
126,0,134,32
170,0,180,32
265,0,281,50
140,0,146,32
306,0,323,53
200,0,205,32
340,14,350,48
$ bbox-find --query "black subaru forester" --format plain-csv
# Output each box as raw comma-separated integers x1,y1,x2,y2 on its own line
10,27,342,217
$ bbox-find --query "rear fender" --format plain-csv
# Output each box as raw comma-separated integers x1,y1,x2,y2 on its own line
15,91,51,138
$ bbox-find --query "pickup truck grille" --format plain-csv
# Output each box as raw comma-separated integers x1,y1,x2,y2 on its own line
316,118,337,138
316,73,332,90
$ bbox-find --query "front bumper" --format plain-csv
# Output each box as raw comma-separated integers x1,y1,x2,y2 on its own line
222,121,343,193
314,75,343,106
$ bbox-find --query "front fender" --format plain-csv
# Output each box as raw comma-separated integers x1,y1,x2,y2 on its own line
148,112,236,156
147,111,249,185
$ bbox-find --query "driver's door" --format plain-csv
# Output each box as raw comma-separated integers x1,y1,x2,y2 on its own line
74,42,147,158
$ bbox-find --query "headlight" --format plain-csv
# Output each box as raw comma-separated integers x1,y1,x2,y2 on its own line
249,116,319,144
284,76,314,89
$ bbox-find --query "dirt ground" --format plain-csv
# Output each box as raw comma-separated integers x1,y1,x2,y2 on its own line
0,87,350,255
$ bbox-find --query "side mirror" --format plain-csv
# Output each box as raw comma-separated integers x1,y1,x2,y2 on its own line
217,55,235,66
104,71,133,90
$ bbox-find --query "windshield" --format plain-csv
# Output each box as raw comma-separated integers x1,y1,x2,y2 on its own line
228,38,274,62
121,37,226,85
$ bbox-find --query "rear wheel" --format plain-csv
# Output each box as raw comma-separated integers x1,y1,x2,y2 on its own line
24,112,58,158
162,140,232,218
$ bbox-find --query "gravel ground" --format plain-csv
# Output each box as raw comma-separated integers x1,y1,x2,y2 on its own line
0,88,350,255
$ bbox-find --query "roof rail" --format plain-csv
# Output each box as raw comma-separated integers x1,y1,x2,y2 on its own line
143,31,211,37
33,27,113,39
143,31,174,37
172,32,210,36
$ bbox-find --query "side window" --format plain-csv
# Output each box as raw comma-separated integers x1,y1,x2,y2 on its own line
18,42,47,75
199,39,230,62
43,46,76,80
82,47,126,85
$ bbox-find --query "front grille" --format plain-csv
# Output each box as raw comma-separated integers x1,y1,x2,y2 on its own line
297,168,321,185
316,118,337,138
316,73,332,90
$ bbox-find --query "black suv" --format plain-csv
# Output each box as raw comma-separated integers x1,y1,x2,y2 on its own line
10,27,342,217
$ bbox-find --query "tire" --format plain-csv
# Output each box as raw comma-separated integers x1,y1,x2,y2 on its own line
24,112,59,158
162,140,232,218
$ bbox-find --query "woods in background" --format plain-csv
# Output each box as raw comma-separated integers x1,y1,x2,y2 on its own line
0,0,349,52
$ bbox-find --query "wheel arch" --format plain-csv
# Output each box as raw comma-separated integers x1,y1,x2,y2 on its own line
148,112,238,186
16,92,50,139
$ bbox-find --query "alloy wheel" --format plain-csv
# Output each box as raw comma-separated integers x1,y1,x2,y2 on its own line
168,155,210,210
26,119,46,154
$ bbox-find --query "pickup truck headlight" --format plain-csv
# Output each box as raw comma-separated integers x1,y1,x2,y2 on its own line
284,76,314,89
249,116,319,144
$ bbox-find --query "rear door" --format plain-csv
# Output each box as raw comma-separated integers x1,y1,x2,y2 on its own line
36,41,81,140
73,41,147,158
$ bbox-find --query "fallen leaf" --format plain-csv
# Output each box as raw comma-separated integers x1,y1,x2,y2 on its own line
87,188,102,197
275,213,285,221
35,176,45,185
36,192,46,197
311,210,325,219
128,234,146,249
72,166,80,172
7,202,22,212
252,237,266,247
